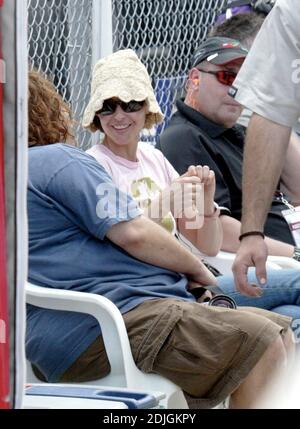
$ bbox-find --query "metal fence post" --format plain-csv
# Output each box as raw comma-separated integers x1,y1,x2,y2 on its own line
91,0,113,147
92,0,113,66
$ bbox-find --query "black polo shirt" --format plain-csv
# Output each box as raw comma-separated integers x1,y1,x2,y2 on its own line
156,99,294,245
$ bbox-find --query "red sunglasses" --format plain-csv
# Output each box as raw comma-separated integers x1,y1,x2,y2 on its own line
197,69,237,86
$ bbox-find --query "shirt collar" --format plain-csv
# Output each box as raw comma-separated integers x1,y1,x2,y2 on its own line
176,99,228,138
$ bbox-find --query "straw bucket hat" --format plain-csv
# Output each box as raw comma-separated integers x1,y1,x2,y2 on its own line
82,49,164,131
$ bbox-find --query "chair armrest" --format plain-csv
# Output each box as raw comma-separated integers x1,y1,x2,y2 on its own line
203,250,283,273
214,252,300,270
267,256,300,269
26,282,139,381
178,234,283,274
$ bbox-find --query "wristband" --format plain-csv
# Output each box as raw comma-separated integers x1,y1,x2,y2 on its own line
238,231,265,241
292,247,300,262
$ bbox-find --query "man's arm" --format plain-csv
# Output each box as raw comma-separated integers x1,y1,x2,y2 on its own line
232,114,292,296
106,215,217,286
221,215,294,256
241,114,291,233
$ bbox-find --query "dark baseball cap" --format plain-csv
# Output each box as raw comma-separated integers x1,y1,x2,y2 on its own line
191,36,248,68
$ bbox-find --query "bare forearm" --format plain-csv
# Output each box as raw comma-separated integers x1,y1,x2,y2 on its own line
178,216,222,256
265,237,294,257
221,215,294,256
112,216,204,277
221,215,241,252
241,114,291,233
143,191,223,256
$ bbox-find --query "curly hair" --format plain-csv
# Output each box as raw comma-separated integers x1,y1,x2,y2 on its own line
28,70,74,147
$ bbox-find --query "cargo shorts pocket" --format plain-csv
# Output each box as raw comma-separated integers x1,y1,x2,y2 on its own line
171,325,247,376
131,302,183,373
164,310,249,376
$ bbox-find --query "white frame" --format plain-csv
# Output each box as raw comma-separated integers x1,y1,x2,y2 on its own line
16,0,28,410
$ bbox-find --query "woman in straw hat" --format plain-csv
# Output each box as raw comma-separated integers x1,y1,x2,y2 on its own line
83,49,223,257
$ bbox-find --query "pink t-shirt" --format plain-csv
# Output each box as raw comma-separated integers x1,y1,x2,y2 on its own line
86,142,179,232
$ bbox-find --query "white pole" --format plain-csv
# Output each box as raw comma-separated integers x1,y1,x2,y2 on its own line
92,0,113,67
16,0,28,409
92,0,113,145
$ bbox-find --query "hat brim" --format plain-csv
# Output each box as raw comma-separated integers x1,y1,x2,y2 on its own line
82,49,164,132
208,50,247,66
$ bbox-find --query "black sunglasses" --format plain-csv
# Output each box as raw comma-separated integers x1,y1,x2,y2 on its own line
98,99,145,116
197,69,237,86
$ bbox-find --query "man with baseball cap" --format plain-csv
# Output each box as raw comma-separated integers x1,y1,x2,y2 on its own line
157,36,297,259
190,36,248,69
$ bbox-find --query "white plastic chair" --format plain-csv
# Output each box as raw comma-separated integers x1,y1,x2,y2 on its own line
178,234,300,275
203,251,300,275
202,250,279,275
26,282,188,409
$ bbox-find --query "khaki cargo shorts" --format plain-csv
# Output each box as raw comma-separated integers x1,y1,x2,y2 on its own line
58,298,291,408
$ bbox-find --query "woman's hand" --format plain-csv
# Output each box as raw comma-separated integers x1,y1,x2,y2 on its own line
185,165,216,216
177,165,222,255
151,165,216,225
156,172,202,220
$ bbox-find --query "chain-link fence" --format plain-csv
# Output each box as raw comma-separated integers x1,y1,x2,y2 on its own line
28,0,93,149
112,0,227,142
28,0,228,149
